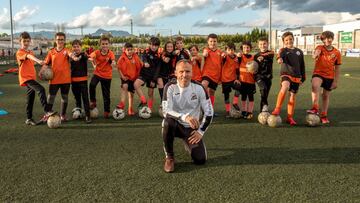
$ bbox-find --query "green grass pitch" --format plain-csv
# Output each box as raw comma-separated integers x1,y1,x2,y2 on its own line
1,56,360,201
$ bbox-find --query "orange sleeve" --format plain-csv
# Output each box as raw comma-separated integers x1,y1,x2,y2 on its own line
44,51,52,65
110,51,115,61
119,58,127,74
16,50,27,62
89,51,97,59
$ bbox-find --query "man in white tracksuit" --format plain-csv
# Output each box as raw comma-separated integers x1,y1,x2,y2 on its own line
162,59,214,173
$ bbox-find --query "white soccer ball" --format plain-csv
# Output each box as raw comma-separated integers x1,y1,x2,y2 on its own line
246,61,259,73
90,107,99,119
258,111,271,125
72,107,82,119
113,108,125,120
40,68,53,81
47,114,61,129
139,106,152,119
306,113,321,127
230,107,242,119
267,115,282,128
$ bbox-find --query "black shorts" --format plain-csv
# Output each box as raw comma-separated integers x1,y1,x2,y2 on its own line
240,82,256,95
121,79,135,93
312,74,334,91
138,75,157,88
202,76,218,90
222,81,241,94
281,76,300,93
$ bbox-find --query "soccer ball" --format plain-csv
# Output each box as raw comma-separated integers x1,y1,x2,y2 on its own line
258,111,271,125
139,106,152,119
230,107,242,119
267,115,282,128
306,113,321,127
113,108,125,120
90,107,99,119
158,106,164,118
47,114,61,129
246,61,259,73
40,68,53,81
72,107,82,119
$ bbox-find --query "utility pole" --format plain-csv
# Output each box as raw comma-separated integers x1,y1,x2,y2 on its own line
130,19,133,35
269,0,272,49
9,0,14,59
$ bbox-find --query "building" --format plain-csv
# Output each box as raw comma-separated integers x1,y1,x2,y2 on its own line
273,19,360,55
273,27,323,54
323,20,360,53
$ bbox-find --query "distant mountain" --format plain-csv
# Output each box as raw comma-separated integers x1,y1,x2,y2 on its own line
14,31,80,39
91,29,131,37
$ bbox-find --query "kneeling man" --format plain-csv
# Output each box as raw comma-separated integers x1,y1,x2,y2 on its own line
162,59,214,173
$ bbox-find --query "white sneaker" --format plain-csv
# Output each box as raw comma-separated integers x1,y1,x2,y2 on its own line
262,105,269,112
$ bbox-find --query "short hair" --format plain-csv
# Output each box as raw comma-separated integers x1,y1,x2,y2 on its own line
258,37,268,42
72,39,82,46
189,44,199,51
321,31,334,41
207,33,218,40
124,42,133,48
240,41,252,50
176,59,191,69
19,32,31,40
149,37,160,46
282,31,294,41
226,42,236,50
100,36,110,43
175,36,184,42
55,32,66,39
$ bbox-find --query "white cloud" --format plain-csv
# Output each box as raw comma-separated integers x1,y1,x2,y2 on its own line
251,7,360,28
66,6,132,28
0,7,38,29
136,0,211,26
193,18,259,28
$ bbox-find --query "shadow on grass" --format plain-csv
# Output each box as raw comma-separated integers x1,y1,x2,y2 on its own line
206,147,360,166
172,147,360,173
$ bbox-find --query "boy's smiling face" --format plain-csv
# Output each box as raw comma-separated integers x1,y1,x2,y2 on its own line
125,47,134,58
283,35,294,48
20,38,31,50
207,38,217,50
101,40,110,52
323,37,333,47
258,40,268,52
72,44,81,54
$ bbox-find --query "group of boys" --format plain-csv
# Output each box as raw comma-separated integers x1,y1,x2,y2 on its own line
16,30,341,126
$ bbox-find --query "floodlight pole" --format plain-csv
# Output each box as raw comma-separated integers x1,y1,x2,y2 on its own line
9,0,14,58
268,0,272,49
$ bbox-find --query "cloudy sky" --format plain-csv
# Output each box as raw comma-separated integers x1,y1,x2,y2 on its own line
0,0,359,35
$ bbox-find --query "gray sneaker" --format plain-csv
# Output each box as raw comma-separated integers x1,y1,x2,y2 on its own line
25,119,37,126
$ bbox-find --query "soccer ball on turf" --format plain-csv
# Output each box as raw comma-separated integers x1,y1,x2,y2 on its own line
246,61,259,73
47,114,61,129
258,111,271,125
139,106,152,119
72,107,82,119
113,108,125,120
306,113,321,127
40,68,53,81
267,115,282,128
90,107,99,119
230,107,242,119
